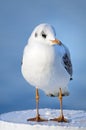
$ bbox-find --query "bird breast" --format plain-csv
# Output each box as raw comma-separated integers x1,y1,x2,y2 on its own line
22,43,60,87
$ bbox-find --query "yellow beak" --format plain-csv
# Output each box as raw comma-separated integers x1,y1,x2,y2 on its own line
50,39,61,45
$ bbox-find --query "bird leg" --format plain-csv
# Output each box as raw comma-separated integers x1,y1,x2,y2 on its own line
27,88,47,122
50,88,68,122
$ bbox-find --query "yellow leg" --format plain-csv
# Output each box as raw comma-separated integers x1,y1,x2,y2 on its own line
51,88,68,122
27,88,47,122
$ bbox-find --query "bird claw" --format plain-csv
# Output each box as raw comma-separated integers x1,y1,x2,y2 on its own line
50,115,68,122
27,115,48,122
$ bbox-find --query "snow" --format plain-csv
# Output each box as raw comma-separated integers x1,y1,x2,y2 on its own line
0,109,86,130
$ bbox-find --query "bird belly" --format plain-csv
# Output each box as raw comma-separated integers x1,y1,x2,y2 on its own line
22,44,70,96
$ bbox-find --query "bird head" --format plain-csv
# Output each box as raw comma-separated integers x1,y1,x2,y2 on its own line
29,23,62,46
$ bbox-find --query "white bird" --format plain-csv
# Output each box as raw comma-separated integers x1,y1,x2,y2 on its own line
21,23,73,122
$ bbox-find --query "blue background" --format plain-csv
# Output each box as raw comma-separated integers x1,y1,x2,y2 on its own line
0,0,86,114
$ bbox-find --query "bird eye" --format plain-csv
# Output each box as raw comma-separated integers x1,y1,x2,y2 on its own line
41,31,47,39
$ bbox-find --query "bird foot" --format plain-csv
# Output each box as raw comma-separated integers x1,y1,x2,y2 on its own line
27,115,48,122
50,115,68,122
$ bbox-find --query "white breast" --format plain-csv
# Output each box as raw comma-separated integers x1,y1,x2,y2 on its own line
21,42,70,96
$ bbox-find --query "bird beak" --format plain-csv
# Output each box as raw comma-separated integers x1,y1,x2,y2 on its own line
50,39,61,45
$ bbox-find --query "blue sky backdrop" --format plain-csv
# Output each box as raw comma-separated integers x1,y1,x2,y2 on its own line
0,0,86,113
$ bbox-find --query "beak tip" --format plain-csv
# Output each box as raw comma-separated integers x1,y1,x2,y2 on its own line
51,39,61,45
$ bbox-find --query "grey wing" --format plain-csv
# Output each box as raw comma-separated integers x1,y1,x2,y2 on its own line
62,45,73,80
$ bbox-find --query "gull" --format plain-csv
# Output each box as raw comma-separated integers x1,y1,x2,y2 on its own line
21,23,73,122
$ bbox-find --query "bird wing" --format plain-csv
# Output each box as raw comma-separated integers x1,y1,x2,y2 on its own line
62,44,73,80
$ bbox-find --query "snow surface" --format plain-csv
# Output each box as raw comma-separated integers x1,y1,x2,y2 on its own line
0,109,86,130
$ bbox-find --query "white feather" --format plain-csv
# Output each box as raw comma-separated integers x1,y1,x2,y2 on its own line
21,24,71,96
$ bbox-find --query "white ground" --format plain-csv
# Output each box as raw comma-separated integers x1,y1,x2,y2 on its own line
0,109,86,130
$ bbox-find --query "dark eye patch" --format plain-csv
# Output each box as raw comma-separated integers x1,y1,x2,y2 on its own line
35,32,38,37
41,31,47,39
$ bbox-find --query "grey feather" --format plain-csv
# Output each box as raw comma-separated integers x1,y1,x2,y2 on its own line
62,44,73,80
62,53,73,80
